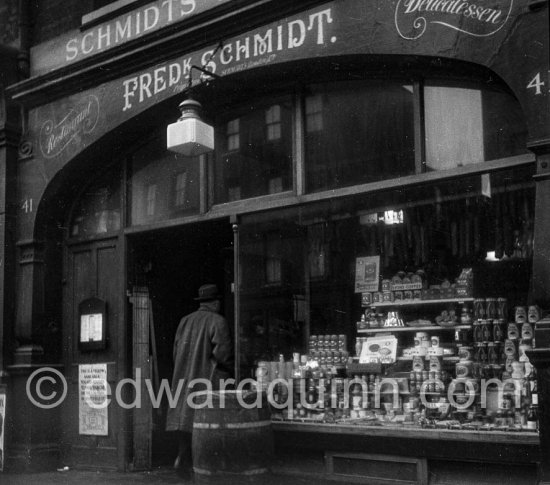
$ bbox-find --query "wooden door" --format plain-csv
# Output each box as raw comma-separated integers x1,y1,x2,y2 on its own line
61,238,125,470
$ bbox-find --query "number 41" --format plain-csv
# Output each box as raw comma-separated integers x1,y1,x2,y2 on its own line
527,72,549,95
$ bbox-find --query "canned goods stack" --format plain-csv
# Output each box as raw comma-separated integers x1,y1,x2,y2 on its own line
469,297,508,380
308,334,350,366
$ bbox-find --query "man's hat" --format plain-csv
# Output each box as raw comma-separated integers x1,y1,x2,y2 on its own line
195,284,222,301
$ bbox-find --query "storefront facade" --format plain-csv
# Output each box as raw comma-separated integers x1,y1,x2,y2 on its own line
2,0,550,482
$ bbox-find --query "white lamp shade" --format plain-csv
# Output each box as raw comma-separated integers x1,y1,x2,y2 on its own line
167,117,214,157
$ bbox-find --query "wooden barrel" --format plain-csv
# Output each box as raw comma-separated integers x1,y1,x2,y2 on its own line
192,390,274,482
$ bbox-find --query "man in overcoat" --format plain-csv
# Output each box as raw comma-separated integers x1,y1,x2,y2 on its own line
166,283,233,478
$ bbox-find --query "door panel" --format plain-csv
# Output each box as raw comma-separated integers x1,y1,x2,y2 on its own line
62,239,121,470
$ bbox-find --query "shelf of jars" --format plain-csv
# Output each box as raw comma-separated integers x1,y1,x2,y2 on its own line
255,297,541,434
367,298,474,308
358,324,473,334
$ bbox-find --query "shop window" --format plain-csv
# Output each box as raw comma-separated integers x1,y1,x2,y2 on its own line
214,96,293,203
304,81,416,193
424,84,527,170
128,131,200,226
238,165,537,434
70,167,121,238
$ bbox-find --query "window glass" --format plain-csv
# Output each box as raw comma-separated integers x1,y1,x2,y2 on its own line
425,85,527,170
238,166,535,404
70,167,121,237
305,81,416,192
128,131,200,226
214,96,293,203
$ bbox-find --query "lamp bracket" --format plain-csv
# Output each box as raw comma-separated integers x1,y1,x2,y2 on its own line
185,40,224,94
190,64,221,81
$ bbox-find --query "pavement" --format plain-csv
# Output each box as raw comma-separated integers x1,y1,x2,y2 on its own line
0,468,332,484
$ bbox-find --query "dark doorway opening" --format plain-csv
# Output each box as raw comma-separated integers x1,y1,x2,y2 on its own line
127,218,234,468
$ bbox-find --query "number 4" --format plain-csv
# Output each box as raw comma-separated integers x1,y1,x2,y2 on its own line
527,72,545,95
21,198,33,213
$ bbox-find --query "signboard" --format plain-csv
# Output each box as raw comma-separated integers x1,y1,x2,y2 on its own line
0,392,5,471
394,0,515,40
78,297,107,351
359,336,398,364
80,314,104,343
79,364,109,436
31,0,234,74
355,256,380,293
27,0,550,171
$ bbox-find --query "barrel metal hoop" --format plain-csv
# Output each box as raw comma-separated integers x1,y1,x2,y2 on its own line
193,420,272,430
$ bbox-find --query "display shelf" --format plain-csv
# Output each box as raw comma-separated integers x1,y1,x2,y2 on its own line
396,356,460,362
368,297,474,308
358,324,472,334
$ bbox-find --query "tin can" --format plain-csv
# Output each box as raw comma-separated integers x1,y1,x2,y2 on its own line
308,335,318,352
481,320,493,342
528,305,541,323
485,298,497,319
487,342,498,365
497,298,508,321
514,306,527,324
503,339,517,358
521,322,534,340
473,321,483,343
507,322,520,340
474,298,486,320
430,356,442,372
493,319,506,342
475,342,488,365
362,292,373,306
412,356,424,372
338,335,347,351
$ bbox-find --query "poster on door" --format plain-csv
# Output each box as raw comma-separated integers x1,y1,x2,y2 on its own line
79,364,109,436
0,391,6,471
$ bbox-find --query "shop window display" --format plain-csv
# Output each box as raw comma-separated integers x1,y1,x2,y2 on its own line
240,165,539,434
